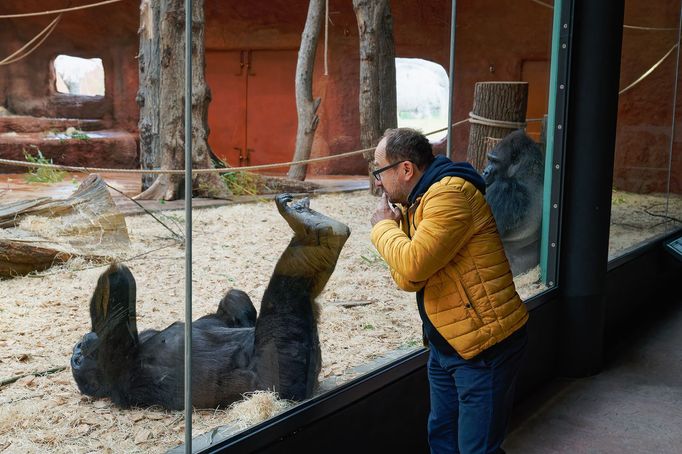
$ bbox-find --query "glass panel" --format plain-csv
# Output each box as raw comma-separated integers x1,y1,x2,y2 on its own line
187,0,559,449
0,176,187,451
610,0,682,259
0,1,565,451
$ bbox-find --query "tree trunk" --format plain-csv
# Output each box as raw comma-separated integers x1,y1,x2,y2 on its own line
0,174,129,277
136,0,230,201
353,0,396,195
466,81,528,172
377,3,397,135
288,0,325,181
137,0,161,191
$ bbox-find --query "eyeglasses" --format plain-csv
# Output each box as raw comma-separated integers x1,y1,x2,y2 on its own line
372,160,405,181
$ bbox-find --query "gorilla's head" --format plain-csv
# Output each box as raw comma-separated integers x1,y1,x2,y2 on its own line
481,130,543,187
71,332,108,398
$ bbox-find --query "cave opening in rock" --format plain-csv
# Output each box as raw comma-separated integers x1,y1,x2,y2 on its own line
54,55,105,96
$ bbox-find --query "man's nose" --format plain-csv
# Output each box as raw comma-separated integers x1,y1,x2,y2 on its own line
375,179,383,188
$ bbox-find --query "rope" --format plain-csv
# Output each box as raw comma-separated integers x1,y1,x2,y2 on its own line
0,14,62,66
624,24,679,32
529,0,678,31
0,121,480,174
529,0,552,9
324,0,329,76
468,112,526,129
0,147,375,175
619,42,679,95
0,0,123,19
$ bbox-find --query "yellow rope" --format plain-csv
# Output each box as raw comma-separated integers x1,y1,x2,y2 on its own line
624,24,679,32
530,0,678,31
619,43,679,95
0,0,123,19
0,147,374,175
468,112,526,129
529,0,553,9
0,121,475,175
324,0,329,76
0,14,62,66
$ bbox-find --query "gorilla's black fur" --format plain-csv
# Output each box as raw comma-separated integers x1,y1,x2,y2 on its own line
71,194,350,410
482,130,544,275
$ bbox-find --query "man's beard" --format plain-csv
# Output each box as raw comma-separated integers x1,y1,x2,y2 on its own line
385,190,406,206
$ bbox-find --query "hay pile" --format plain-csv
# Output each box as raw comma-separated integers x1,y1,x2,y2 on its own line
1,189,677,453
0,191,425,452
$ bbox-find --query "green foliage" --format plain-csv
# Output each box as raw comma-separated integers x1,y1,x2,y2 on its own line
69,131,90,141
402,339,421,348
360,249,387,269
612,189,626,205
23,146,66,183
221,171,260,196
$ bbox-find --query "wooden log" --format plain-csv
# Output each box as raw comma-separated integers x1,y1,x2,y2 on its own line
466,82,529,172
0,174,129,277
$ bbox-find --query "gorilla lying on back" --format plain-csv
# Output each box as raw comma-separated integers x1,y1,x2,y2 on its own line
482,130,544,275
70,194,351,410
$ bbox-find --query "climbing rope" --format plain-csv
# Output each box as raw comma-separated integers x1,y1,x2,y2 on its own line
530,0,679,31
619,43,679,95
324,0,329,76
0,121,480,175
0,145,376,175
0,0,124,66
0,14,62,66
0,0,123,19
468,112,527,129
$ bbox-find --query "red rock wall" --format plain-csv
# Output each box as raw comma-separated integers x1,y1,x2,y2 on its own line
0,0,679,193
0,0,139,130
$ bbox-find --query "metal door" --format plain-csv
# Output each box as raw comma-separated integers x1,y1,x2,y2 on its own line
206,49,297,174
206,50,247,166
245,50,298,172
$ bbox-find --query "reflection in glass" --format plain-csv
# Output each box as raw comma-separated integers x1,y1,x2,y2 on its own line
66,193,348,413
610,0,682,259
0,1,565,451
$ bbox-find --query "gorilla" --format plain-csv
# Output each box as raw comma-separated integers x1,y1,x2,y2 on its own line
70,194,351,410
482,130,544,276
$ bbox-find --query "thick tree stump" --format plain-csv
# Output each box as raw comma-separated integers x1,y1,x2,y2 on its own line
0,174,130,277
466,82,528,172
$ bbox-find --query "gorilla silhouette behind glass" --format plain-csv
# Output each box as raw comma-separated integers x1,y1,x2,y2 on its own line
482,130,544,275
70,194,350,410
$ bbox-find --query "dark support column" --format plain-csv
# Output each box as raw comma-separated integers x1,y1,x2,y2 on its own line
559,0,624,377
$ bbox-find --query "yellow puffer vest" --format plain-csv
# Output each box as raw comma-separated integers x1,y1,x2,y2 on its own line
371,176,528,359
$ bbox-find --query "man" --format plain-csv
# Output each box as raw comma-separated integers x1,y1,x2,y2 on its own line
370,128,528,454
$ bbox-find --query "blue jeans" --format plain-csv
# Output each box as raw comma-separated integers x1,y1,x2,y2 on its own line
427,326,528,454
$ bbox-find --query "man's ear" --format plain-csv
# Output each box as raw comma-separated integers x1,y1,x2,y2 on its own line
402,161,415,179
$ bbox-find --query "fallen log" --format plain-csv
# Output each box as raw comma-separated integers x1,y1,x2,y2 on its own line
0,174,129,277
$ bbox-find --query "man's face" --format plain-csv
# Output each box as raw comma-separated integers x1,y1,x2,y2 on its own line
373,138,408,204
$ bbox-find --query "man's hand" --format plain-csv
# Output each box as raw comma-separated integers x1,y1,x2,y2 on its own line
371,193,402,226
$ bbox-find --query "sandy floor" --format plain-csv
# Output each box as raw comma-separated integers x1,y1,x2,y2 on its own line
0,189,680,453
